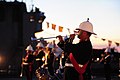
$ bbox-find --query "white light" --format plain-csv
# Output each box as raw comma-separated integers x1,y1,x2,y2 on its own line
38,20,42,23
96,58,99,61
30,18,34,22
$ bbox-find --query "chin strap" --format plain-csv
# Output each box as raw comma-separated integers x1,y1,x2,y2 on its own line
69,53,89,80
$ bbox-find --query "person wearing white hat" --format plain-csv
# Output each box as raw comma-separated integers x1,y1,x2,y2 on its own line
45,42,55,77
57,18,96,80
100,49,111,80
52,40,64,73
33,42,45,72
101,42,112,80
36,42,44,48
21,44,34,80
25,44,34,52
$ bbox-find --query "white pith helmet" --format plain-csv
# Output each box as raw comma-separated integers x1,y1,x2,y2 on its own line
79,18,96,35
25,45,34,51
36,42,44,48
46,43,53,48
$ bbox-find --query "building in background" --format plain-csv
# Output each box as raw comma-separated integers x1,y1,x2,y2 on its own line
0,0,45,76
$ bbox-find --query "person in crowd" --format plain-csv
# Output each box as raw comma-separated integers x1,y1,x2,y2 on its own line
114,43,120,53
114,43,120,62
105,41,113,59
113,43,120,77
45,42,55,77
59,52,66,74
33,42,45,71
52,40,63,72
100,49,112,80
57,19,96,80
21,44,34,80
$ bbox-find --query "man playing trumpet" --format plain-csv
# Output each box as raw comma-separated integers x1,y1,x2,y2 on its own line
57,19,96,80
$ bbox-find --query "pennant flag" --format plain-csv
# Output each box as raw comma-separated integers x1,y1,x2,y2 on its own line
52,24,56,30
101,38,106,41
59,26,63,32
115,42,119,46
108,40,112,43
46,22,49,28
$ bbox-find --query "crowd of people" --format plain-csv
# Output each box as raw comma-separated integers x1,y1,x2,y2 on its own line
21,41,64,80
99,40,120,80
21,19,95,80
20,19,120,80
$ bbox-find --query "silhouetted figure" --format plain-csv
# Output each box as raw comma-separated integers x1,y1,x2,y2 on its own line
45,43,55,76
33,42,45,70
22,45,34,80
100,50,111,80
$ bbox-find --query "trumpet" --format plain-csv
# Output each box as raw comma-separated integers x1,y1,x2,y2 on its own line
31,35,68,41
31,37,58,41
31,29,79,41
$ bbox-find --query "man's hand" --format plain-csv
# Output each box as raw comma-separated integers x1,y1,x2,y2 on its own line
70,34,75,39
56,35,64,42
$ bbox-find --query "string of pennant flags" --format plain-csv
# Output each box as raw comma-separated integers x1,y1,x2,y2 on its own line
46,22,64,32
93,35,119,46
45,22,120,46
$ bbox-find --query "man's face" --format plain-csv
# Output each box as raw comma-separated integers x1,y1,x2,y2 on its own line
26,50,32,54
77,29,83,39
77,30,89,40
37,47,42,50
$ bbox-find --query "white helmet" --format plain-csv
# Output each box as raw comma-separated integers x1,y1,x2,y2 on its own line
36,42,44,48
46,43,53,48
79,19,96,35
25,45,34,51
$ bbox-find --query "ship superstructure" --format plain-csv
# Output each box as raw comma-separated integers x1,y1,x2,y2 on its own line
0,0,45,76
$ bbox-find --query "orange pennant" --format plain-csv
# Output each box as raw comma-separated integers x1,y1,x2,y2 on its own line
52,24,56,30
59,26,63,32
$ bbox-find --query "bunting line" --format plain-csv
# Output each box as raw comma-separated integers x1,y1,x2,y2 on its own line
93,35,119,46
45,21,120,46
46,21,69,33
